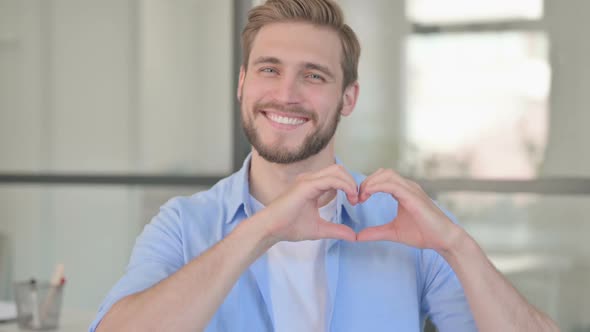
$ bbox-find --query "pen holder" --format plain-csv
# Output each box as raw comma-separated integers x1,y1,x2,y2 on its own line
13,280,64,330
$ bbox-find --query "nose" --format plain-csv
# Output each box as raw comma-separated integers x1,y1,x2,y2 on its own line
273,73,303,105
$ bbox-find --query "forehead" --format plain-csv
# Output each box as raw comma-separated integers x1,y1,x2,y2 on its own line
249,22,343,76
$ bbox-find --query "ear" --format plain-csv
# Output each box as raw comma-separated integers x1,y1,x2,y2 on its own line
340,81,359,117
237,65,246,101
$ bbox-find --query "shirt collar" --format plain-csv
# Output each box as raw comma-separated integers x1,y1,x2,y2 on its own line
225,153,360,226
225,153,254,223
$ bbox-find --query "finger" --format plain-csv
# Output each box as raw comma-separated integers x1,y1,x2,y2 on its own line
307,175,358,201
359,169,407,202
358,168,385,202
361,169,417,201
362,180,416,206
356,224,398,242
308,172,358,204
309,164,346,178
311,165,359,199
315,219,356,242
385,170,424,196
366,169,408,191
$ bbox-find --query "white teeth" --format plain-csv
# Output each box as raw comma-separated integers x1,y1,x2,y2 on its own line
266,113,306,125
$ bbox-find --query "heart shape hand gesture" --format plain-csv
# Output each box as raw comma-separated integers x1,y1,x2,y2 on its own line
260,165,461,252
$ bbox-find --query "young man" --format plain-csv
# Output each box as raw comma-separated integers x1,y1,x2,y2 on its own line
91,0,560,331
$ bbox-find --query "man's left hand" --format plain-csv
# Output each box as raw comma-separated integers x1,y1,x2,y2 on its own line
356,168,462,252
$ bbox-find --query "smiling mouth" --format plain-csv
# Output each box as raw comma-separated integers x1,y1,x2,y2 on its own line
262,111,310,126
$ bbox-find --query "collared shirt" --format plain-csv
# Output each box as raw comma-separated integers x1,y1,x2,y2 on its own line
89,155,476,332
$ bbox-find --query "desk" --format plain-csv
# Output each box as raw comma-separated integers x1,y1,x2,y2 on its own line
0,310,95,332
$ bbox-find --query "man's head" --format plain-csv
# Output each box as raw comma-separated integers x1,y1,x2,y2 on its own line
242,0,361,91
238,0,361,164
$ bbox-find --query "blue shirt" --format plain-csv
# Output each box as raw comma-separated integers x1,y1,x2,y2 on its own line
90,155,476,331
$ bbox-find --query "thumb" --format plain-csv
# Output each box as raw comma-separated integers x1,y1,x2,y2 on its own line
356,224,397,242
315,219,356,242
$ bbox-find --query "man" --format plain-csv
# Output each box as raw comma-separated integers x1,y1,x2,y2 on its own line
91,0,560,331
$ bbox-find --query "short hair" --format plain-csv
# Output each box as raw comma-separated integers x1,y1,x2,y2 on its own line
242,0,361,89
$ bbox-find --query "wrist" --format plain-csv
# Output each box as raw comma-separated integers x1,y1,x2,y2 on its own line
437,224,471,259
237,212,280,252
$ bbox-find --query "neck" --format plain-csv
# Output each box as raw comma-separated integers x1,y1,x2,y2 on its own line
249,143,337,206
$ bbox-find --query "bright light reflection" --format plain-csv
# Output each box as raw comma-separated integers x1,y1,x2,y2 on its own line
403,32,550,179
407,0,543,24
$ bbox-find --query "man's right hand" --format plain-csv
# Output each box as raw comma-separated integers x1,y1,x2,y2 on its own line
97,165,360,332
256,164,359,244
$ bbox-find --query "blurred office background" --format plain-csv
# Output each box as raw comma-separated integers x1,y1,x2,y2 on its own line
0,0,589,330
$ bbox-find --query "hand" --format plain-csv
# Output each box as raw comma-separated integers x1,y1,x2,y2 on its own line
356,168,461,252
258,164,359,244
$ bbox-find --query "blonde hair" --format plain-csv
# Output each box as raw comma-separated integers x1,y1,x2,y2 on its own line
242,0,361,89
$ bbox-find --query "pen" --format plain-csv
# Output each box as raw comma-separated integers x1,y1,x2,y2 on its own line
29,279,41,329
39,263,66,324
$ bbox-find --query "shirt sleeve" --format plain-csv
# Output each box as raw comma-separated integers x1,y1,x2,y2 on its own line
418,202,478,332
419,248,478,332
88,198,186,332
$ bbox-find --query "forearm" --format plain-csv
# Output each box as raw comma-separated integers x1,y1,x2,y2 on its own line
97,216,275,332
439,227,560,332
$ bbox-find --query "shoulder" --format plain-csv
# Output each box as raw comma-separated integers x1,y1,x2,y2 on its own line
163,173,240,222
135,174,244,263
149,173,243,241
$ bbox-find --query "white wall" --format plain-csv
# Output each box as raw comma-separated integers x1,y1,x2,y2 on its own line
140,0,233,175
543,0,590,177
536,2,590,328
335,0,409,173
0,0,233,310
0,0,43,173
0,0,140,310
0,0,46,300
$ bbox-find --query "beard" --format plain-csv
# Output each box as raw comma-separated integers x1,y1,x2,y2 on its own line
241,99,342,164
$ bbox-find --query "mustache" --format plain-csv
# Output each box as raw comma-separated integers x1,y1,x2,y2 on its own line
254,101,317,122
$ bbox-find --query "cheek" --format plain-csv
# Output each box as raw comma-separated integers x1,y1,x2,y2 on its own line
242,89,269,113
240,84,258,112
311,94,341,122
243,75,274,96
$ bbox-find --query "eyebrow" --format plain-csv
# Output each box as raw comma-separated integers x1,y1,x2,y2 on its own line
252,56,336,80
252,56,281,66
303,62,335,80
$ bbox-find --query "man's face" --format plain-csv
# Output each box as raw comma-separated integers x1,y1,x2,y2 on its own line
239,22,350,164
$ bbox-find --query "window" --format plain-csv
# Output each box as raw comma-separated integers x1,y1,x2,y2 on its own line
403,3,590,330
402,1,549,179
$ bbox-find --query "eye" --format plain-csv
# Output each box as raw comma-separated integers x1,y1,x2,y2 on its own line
306,73,325,82
260,67,277,74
